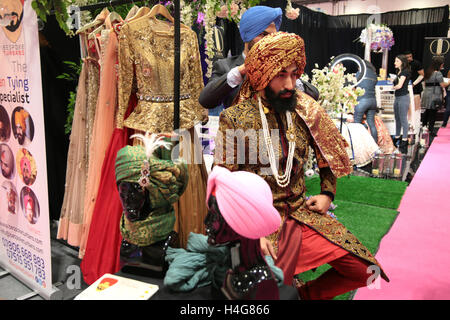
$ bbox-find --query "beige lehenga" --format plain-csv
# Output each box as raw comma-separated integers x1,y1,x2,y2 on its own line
57,28,101,247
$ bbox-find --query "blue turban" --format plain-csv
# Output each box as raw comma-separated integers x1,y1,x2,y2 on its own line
239,6,283,43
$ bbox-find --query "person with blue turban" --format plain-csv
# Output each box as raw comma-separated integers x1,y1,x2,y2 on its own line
199,5,319,111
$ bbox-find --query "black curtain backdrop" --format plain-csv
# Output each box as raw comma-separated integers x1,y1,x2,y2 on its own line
39,15,80,220
222,1,449,76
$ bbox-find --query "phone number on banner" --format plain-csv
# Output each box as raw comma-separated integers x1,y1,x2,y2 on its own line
2,237,46,287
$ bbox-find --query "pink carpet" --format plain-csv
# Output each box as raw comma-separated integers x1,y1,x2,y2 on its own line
354,127,450,300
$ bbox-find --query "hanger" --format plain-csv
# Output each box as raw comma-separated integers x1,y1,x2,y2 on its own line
125,4,139,21
127,6,149,21
88,7,124,40
146,4,188,29
88,24,105,40
107,11,123,24
76,7,110,35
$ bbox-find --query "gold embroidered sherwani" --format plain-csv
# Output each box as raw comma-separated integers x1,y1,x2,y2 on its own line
214,91,388,282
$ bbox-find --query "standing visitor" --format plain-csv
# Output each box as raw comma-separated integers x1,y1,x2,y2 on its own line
354,60,378,143
422,56,449,134
405,50,424,114
391,55,411,154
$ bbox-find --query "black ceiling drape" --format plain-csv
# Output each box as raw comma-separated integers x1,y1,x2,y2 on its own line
223,1,449,75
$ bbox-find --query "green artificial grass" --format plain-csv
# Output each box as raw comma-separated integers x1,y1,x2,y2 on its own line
305,175,408,209
296,174,406,300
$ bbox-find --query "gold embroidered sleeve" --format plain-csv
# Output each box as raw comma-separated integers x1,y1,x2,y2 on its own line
185,30,208,123
312,139,337,196
117,23,134,129
319,166,337,196
213,112,239,172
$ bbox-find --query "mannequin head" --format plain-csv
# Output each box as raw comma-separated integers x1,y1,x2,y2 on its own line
115,133,187,248
204,194,240,246
117,181,151,222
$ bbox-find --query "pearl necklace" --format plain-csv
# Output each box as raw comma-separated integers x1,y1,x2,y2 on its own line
258,96,296,188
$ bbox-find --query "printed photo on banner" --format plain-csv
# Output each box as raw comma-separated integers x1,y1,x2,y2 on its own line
0,0,24,44
2,180,18,215
0,104,11,141
0,142,14,179
11,106,34,146
20,186,39,224
16,147,36,185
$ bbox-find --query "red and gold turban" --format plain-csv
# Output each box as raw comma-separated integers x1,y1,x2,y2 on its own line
239,31,306,101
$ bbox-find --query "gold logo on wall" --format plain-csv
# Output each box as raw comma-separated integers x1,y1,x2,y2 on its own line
429,38,450,56
212,26,225,58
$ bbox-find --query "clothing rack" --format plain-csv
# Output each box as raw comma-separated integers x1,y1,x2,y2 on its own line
69,0,181,131
75,0,158,13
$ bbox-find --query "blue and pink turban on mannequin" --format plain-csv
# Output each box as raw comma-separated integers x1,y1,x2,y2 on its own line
239,6,283,43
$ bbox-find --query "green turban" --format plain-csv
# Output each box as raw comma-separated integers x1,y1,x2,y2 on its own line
115,137,188,247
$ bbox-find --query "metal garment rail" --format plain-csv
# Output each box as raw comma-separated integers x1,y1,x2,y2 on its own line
69,0,181,131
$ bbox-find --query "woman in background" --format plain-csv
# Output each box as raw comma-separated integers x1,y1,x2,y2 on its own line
422,56,449,133
354,60,378,143
391,55,411,154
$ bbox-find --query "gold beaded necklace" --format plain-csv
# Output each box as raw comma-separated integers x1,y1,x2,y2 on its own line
258,96,296,188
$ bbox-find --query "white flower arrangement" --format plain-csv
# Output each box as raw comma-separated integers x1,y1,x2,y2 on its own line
301,61,365,118
285,0,300,20
359,23,395,52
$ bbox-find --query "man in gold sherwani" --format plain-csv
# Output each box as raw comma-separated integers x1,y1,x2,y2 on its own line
213,32,388,300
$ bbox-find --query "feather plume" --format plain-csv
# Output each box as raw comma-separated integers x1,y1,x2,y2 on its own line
130,132,172,159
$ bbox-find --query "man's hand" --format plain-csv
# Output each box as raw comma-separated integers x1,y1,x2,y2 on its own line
237,64,247,77
306,194,332,215
260,237,277,260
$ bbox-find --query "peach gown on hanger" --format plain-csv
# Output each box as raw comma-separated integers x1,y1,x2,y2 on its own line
78,15,123,259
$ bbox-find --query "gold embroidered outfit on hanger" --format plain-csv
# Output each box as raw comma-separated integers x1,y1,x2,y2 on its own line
117,17,206,133
116,15,208,248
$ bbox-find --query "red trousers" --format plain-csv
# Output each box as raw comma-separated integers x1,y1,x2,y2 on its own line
276,217,374,300
298,253,372,300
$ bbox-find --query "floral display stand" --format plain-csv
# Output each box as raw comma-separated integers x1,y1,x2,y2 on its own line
359,24,395,79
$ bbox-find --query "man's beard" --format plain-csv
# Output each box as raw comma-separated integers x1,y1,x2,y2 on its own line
17,132,25,145
5,11,23,33
264,86,297,113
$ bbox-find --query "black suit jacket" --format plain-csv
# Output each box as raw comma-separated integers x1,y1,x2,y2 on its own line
199,55,320,109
